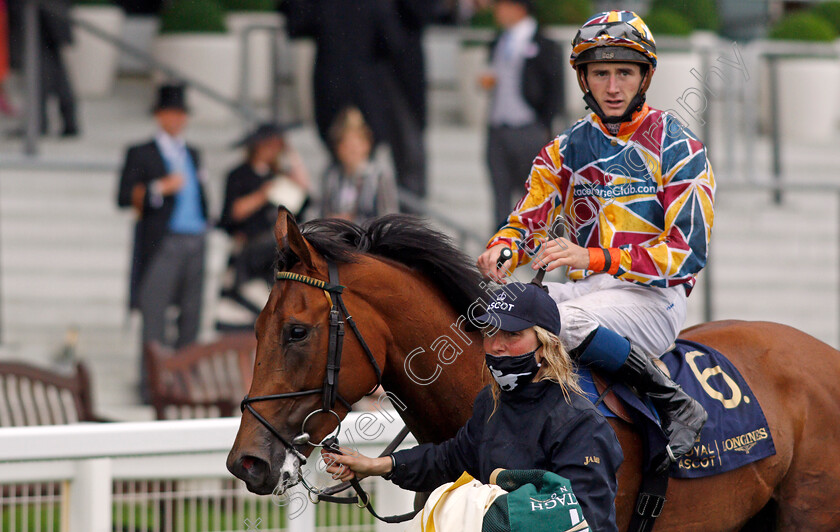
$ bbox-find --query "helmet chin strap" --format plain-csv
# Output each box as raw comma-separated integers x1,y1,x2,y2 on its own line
578,66,652,125
583,91,647,124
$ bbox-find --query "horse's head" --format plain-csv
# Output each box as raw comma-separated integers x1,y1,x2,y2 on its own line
226,209,385,495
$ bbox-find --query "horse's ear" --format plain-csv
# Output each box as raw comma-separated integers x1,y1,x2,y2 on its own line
274,207,315,270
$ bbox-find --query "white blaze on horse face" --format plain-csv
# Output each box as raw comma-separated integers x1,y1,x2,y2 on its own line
275,452,302,494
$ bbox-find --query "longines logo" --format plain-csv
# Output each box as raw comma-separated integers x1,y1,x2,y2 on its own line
722,428,768,454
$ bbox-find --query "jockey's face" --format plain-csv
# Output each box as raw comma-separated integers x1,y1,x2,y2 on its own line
584,62,644,118
484,327,541,361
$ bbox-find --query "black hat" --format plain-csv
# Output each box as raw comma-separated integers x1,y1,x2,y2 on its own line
151,83,188,113
474,283,561,335
232,122,300,148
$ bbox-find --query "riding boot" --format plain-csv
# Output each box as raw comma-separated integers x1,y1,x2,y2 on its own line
574,326,707,469
617,344,708,461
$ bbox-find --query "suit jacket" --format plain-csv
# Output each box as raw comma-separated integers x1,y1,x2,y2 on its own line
389,0,437,129
280,0,407,146
490,29,564,131
39,0,73,50
116,140,208,308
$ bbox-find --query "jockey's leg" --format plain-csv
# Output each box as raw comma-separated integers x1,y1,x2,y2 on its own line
578,327,707,471
545,274,683,356
545,275,706,469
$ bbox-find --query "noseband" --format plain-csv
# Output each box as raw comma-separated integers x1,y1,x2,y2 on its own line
240,261,382,465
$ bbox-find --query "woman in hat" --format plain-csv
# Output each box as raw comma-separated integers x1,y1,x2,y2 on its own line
321,282,622,532
216,123,311,329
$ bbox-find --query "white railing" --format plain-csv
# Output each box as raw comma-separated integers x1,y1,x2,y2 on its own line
0,413,417,532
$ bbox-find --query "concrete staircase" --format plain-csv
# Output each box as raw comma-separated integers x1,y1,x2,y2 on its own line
1,75,838,420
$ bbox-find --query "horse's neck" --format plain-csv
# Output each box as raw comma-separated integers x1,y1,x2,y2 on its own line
353,261,486,444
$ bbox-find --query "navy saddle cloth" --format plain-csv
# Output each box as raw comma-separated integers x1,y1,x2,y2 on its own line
578,339,776,479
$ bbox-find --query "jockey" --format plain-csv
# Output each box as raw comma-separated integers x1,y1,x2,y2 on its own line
323,283,623,532
476,10,715,470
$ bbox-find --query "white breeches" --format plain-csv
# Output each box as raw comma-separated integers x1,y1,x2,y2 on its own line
545,274,687,356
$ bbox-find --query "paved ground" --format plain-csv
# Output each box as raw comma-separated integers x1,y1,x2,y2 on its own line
1,74,838,420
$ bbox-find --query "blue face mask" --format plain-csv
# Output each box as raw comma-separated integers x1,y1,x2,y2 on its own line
485,350,541,392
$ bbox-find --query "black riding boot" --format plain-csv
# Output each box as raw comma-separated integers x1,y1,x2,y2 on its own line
617,345,708,467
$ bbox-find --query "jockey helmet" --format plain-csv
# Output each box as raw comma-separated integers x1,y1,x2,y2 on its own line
570,11,657,123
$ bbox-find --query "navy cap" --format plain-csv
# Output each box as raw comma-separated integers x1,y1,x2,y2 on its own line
474,283,561,335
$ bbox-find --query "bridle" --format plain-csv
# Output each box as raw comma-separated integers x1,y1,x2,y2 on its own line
240,261,382,464
239,259,417,523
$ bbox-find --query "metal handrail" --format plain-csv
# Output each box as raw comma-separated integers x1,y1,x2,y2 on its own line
238,22,286,125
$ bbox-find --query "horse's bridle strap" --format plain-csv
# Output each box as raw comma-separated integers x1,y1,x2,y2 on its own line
246,262,414,525
276,270,343,307
241,262,382,463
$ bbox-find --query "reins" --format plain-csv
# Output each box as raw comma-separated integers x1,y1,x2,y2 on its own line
239,260,419,524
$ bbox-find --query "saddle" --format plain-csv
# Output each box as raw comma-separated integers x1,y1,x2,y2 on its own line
589,356,672,425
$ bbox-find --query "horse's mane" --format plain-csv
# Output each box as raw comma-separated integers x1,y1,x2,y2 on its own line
285,215,486,317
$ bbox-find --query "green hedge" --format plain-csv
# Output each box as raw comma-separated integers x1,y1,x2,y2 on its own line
643,8,693,37
533,0,592,26
220,0,277,12
769,11,837,42
649,0,719,31
470,8,496,29
811,1,840,35
159,0,227,33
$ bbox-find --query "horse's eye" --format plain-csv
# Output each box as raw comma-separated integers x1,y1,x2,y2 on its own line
288,325,309,342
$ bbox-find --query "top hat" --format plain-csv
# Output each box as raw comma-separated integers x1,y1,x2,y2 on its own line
232,121,300,148
151,83,189,113
474,282,561,335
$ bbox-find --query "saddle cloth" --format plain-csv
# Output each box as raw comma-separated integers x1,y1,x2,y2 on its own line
578,339,776,479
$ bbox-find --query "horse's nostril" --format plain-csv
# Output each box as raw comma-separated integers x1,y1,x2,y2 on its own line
281,470,291,484
239,455,268,483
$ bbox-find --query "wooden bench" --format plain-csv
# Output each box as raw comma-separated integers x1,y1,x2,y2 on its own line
0,360,103,427
145,333,257,420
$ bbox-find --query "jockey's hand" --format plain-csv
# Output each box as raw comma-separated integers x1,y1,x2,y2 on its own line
477,244,512,283
320,448,393,482
533,237,589,272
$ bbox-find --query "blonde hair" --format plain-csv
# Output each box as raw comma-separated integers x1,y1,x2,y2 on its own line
488,326,583,415
328,106,374,148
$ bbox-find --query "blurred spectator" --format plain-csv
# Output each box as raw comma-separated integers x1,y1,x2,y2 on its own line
321,107,398,224
0,0,15,116
382,0,438,210
38,0,78,136
281,0,429,210
280,0,405,149
480,0,562,228
116,84,210,401
216,122,311,330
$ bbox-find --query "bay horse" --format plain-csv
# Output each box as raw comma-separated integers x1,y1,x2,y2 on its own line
227,211,840,531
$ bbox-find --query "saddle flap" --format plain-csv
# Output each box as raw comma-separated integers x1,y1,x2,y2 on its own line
591,371,634,425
